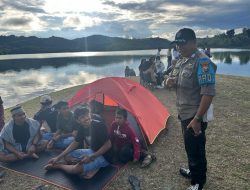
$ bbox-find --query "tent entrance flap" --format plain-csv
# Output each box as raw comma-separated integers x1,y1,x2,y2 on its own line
94,93,118,107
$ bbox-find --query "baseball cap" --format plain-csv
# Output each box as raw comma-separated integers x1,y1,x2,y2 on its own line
171,28,196,44
40,95,52,104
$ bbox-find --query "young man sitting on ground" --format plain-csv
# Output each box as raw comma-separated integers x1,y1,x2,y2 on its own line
0,105,47,162
34,95,58,141
47,101,76,149
110,108,156,167
44,107,112,179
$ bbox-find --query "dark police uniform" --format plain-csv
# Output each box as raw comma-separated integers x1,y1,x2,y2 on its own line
175,50,216,188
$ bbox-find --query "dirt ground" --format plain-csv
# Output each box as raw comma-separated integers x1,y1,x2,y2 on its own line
0,75,250,190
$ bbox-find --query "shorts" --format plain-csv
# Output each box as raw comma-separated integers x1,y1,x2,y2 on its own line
68,149,109,174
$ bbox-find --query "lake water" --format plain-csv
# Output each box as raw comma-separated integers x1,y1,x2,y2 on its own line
0,49,250,108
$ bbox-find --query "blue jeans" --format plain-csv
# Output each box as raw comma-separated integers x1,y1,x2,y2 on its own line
54,136,74,149
68,149,109,174
42,132,74,149
42,132,54,141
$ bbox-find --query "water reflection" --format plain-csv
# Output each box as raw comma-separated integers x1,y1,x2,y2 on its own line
1,56,165,108
0,49,249,108
211,51,250,64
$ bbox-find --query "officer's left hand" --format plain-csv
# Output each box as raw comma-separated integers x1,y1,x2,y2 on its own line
187,119,201,136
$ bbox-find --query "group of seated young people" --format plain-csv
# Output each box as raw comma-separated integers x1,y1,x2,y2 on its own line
0,95,155,179
139,56,165,89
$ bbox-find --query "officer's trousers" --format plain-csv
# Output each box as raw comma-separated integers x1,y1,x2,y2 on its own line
181,118,207,188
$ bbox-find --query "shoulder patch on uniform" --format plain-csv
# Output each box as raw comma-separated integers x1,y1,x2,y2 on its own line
197,57,216,86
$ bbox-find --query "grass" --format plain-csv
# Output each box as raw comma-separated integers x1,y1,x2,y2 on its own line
1,74,250,190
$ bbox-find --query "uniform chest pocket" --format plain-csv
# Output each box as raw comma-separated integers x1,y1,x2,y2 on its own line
180,68,194,88
182,69,192,78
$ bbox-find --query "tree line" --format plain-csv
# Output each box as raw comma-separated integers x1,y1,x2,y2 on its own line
0,28,249,55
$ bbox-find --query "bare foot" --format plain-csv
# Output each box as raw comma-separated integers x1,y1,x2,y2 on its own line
31,153,39,159
47,141,54,149
44,163,55,170
81,169,99,179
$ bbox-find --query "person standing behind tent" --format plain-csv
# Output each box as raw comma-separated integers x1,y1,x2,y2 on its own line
155,56,165,88
167,48,172,69
156,48,161,58
165,28,216,190
47,101,75,149
171,46,180,65
0,105,48,162
0,96,6,182
143,57,157,85
34,95,58,141
205,47,212,58
110,108,156,167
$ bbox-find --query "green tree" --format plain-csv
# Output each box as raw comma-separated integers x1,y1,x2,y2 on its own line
226,29,235,38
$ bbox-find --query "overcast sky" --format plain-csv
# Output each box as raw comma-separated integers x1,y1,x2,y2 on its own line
0,0,249,40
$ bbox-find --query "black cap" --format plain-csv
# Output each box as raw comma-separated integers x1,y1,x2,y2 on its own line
171,28,196,44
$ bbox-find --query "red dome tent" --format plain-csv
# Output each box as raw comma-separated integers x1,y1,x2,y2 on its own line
68,77,170,144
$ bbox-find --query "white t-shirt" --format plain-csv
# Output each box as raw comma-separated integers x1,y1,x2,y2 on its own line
171,49,180,60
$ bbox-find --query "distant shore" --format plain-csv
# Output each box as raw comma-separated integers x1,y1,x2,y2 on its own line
2,74,250,190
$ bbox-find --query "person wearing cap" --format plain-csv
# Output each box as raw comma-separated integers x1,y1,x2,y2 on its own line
165,28,217,190
34,95,58,141
46,101,76,150
0,105,48,162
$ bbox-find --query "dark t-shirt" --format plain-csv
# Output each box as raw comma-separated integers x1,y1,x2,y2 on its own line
75,120,112,162
13,121,30,152
139,60,153,72
56,112,74,134
34,107,58,132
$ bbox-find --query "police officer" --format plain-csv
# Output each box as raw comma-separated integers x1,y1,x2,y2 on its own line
165,28,216,190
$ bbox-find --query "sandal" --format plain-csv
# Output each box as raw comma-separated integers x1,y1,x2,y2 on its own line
140,154,156,168
35,184,49,190
128,175,141,190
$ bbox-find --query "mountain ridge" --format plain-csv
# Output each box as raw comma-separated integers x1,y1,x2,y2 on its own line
0,30,250,55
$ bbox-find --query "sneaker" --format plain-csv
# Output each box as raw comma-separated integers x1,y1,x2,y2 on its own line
179,167,191,178
140,154,156,168
156,85,164,89
186,184,203,190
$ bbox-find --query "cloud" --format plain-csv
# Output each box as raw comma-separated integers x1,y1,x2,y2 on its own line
2,17,31,26
1,0,45,13
0,0,249,39
62,15,102,31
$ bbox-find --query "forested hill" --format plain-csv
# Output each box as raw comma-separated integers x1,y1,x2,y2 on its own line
0,28,250,55
0,35,170,55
